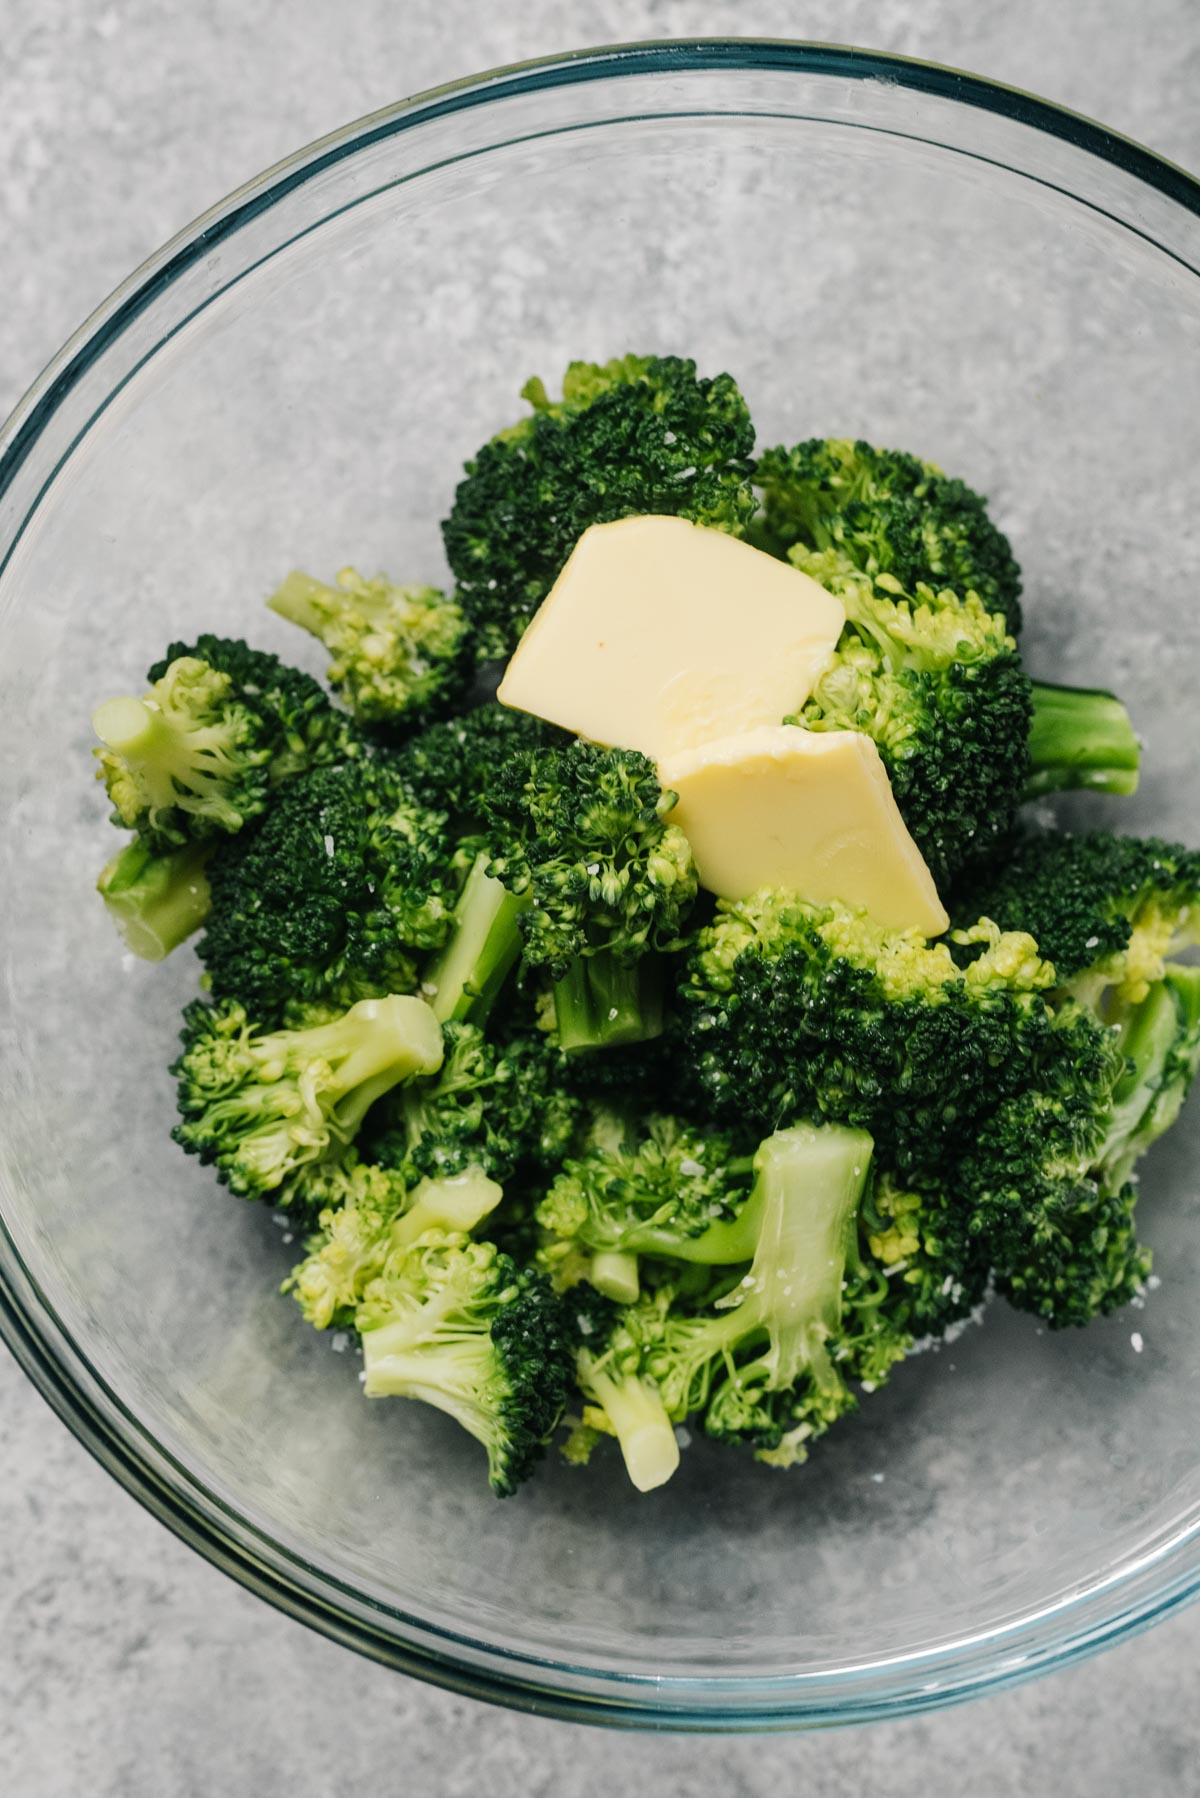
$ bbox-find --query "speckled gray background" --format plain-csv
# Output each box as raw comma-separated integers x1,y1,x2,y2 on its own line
3,3,1200,1793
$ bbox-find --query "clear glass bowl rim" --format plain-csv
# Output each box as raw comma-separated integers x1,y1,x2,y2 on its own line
2,38,1199,1731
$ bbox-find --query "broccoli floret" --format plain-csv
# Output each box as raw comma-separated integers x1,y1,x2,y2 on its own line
96,838,212,961
391,702,571,827
952,836,1200,1326
863,1170,991,1338
364,1020,583,1202
269,567,469,727
960,964,1200,1330
199,760,457,1019
358,1230,575,1495
782,547,1032,885
443,355,757,661
754,437,1023,633
954,828,1200,1006
567,1284,682,1492
1025,681,1141,799
485,743,698,1053
678,890,1060,1177
171,993,444,1207
93,636,350,849
537,1114,757,1299
285,1156,504,1330
640,1123,883,1467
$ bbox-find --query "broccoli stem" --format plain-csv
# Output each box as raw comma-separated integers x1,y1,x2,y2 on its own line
553,953,664,1054
96,838,212,960
425,854,527,1023
1103,965,1200,1186
738,1123,874,1392
389,1169,503,1254
1025,681,1140,798
576,1356,680,1492
588,1250,641,1304
267,571,330,639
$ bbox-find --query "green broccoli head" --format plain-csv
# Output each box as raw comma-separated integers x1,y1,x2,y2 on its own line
358,1229,575,1495
484,743,698,1051
638,1123,884,1468
678,890,1061,1177
537,1114,756,1284
390,702,570,828
171,992,444,1207
442,355,757,661
199,759,457,1019
784,550,1032,886
863,1170,991,1339
93,635,352,850
486,742,698,973
754,437,1023,634
954,828,1200,1007
959,1077,1148,1328
269,567,469,727
366,1020,584,1190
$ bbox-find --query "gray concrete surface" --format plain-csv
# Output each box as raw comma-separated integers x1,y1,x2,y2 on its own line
2,2,1199,1793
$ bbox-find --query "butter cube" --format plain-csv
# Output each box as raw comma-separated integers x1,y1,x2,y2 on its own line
497,515,844,758
659,726,949,937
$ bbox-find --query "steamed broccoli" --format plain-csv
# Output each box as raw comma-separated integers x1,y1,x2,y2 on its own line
286,1156,504,1330
628,1124,885,1471
485,743,698,1052
171,992,444,1206
782,550,1032,883
390,702,570,826
954,828,1200,1005
443,355,757,661
537,1114,756,1300
199,760,456,1019
953,831,1200,1325
96,838,212,961
758,441,1140,877
287,1022,583,1328
358,1230,575,1495
754,436,1023,631
365,1020,581,1190
678,890,1064,1176
269,567,469,727
93,636,350,850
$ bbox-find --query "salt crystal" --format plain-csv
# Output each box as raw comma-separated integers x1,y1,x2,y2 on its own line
1131,1332,1144,1354
871,1472,885,1484
323,834,335,856
331,1332,349,1354
674,1425,692,1449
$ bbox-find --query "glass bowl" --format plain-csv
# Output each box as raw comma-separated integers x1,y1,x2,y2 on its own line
2,41,1199,1731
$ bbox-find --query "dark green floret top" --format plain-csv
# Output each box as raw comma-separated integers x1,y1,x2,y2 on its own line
442,355,758,661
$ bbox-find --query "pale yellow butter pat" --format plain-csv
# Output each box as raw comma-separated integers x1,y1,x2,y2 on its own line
497,515,844,758
659,725,949,936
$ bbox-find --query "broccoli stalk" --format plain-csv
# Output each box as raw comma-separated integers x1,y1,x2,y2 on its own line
1026,681,1141,798
423,853,528,1024
358,1231,575,1495
96,838,212,960
575,1349,680,1493
171,993,444,1204
1102,962,1200,1188
641,1124,876,1463
551,954,665,1054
